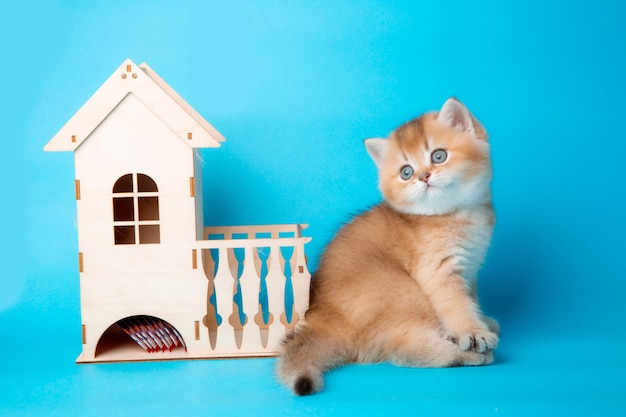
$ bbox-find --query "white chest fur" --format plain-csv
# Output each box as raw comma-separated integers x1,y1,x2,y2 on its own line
411,205,494,290
451,207,494,282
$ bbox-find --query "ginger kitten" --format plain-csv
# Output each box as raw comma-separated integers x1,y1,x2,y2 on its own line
277,98,499,395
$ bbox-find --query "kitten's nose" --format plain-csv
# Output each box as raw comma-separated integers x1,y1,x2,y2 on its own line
418,172,431,182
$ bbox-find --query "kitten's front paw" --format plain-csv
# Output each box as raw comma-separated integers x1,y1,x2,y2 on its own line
447,329,498,353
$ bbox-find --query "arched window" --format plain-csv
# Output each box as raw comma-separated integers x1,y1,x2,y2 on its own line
112,173,160,245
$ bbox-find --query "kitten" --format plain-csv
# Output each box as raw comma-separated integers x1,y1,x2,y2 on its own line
276,98,499,396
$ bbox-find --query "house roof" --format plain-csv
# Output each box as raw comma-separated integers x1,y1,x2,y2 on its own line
44,58,226,152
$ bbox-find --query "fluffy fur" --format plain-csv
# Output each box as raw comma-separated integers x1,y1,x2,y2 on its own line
276,98,499,395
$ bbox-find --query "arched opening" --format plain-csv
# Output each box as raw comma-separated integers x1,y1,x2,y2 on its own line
95,315,186,361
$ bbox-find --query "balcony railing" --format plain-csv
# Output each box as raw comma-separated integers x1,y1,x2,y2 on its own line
196,224,311,355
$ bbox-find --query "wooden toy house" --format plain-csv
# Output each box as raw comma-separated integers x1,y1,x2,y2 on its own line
44,59,311,363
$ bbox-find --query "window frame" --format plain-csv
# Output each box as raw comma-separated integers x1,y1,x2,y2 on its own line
112,173,160,245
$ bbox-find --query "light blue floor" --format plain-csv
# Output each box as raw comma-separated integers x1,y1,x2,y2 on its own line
2,304,624,416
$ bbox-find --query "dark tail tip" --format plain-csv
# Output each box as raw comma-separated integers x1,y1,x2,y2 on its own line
294,376,315,396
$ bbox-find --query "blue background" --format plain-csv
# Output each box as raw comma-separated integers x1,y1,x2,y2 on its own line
2,1,625,415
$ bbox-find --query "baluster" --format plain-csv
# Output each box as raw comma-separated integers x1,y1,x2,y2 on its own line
213,246,238,352
291,242,312,323
202,248,219,349
228,247,245,349
279,245,298,333
265,244,287,350
239,245,262,352
253,246,271,348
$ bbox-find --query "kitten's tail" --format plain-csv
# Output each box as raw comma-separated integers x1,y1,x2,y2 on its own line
276,325,348,396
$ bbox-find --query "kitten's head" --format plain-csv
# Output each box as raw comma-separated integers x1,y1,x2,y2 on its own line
365,98,492,216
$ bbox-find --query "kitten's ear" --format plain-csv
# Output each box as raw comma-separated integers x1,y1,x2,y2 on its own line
364,138,388,168
437,98,475,136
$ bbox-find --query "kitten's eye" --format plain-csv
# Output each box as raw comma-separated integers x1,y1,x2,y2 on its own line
431,149,448,164
400,165,414,180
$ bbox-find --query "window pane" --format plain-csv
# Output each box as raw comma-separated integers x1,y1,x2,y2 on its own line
139,225,160,244
114,226,136,244
137,174,158,192
113,174,133,193
113,197,135,221
138,197,159,221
